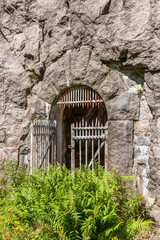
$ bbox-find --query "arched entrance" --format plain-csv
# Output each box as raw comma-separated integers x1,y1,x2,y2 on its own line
50,85,108,170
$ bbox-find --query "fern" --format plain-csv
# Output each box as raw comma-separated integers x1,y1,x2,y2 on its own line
0,163,154,239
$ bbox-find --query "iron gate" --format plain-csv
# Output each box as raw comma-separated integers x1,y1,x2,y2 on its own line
31,120,56,172
70,118,108,171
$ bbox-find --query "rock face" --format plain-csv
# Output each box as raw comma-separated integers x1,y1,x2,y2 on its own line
0,0,160,224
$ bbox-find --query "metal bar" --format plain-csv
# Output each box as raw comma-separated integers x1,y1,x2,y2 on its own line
71,123,75,169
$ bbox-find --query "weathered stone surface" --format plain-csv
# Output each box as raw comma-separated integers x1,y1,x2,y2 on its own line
139,95,153,121
150,206,160,226
134,132,151,146
134,146,149,165
0,0,160,227
134,120,151,132
108,89,140,120
0,130,6,143
108,120,133,175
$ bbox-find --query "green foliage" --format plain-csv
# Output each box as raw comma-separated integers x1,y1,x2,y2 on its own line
0,161,154,239
136,84,144,94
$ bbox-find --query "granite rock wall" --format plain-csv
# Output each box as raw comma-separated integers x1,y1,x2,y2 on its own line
0,0,160,224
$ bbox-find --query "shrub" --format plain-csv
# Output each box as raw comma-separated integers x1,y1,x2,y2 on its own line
0,162,154,240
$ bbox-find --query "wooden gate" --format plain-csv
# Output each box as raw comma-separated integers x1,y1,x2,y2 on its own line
70,118,108,171
30,120,56,172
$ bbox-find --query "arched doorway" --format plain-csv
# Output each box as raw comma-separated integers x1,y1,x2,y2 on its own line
50,85,108,170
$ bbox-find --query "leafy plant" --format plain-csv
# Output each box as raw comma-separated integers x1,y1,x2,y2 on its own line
0,161,154,239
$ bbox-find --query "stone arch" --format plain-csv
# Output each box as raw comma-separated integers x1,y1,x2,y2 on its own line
50,84,108,168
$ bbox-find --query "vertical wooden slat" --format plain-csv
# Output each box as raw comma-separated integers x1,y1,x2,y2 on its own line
85,88,86,107
79,121,82,169
85,120,88,167
54,121,57,167
87,89,89,108
68,89,70,108
73,87,74,108
47,122,50,168
92,120,94,170
75,88,77,107
64,93,66,109
78,88,79,107
71,123,75,169
41,123,44,168
105,122,108,172
71,89,73,107
98,119,100,173
30,122,33,174
80,87,82,108
44,124,46,169
36,121,38,168
92,89,94,108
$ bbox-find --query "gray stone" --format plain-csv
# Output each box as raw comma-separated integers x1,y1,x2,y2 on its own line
108,120,134,175
0,130,6,143
1,0,160,226
153,146,160,159
134,132,151,146
108,89,140,120
139,95,153,121
134,146,149,165
150,206,160,226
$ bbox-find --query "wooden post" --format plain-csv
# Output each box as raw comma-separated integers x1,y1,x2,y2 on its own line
30,122,33,174
71,123,75,169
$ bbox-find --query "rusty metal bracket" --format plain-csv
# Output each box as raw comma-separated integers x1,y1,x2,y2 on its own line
68,145,74,149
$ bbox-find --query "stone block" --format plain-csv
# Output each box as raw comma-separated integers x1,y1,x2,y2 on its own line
153,146,160,159
108,120,133,175
108,90,140,120
134,146,149,165
139,95,153,121
150,205,160,226
134,132,151,146
134,120,150,132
